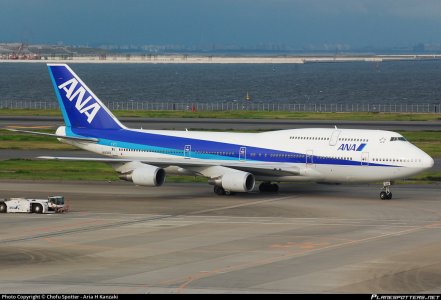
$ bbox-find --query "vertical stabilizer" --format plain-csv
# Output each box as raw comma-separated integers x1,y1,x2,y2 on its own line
47,64,124,130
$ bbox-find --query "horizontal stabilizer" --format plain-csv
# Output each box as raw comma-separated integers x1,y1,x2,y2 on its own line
6,128,99,143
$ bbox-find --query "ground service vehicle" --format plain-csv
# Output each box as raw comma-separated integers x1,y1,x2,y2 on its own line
0,196,65,214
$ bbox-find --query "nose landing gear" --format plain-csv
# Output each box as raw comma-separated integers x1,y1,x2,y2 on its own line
380,181,392,200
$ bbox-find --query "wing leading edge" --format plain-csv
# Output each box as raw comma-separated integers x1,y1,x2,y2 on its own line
37,156,301,177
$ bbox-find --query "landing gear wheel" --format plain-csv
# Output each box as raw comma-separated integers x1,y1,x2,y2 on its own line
0,203,6,213
380,181,393,200
380,191,392,200
33,204,43,214
214,186,226,196
259,182,279,193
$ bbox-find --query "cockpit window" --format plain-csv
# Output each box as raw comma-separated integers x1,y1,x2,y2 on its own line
390,137,407,141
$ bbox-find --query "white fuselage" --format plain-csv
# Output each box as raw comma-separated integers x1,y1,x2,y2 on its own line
59,127,434,184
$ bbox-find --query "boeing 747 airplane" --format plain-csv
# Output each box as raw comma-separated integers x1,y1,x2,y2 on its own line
10,64,434,199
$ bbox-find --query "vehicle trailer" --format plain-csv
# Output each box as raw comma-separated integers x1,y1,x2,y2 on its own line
0,196,65,214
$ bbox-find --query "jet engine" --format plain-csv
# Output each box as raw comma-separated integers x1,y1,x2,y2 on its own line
210,171,255,192
119,165,166,187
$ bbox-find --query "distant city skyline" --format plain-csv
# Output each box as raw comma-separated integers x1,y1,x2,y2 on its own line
1,0,440,50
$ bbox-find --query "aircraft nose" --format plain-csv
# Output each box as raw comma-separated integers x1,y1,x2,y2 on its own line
423,155,434,169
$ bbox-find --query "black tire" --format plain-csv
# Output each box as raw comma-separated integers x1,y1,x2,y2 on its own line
380,191,390,200
259,182,279,193
0,203,6,213
33,204,43,214
387,192,392,200
259,182,270,192
214,186,226,196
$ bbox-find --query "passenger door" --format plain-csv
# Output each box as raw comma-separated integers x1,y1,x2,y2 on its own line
329,130,341,146
184,145,191,159
361,152,369,166
111,142,118,157
306,150,314,167
239,147,246,161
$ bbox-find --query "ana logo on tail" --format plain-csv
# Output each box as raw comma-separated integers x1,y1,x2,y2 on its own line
58,78,101,124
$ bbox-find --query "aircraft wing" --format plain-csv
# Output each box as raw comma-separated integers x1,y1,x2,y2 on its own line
38,156,301,176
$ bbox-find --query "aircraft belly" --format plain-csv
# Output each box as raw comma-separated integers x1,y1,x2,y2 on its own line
256,165,413,184
315,165,407,183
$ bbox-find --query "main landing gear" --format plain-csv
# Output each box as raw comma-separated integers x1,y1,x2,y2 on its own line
380,181,392,200
214,182,279,195
213,186,235,196
259,182,279,193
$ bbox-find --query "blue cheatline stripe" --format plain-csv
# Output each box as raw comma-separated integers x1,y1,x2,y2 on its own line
98,138,252,161
66,127,400,168
47,66,71,127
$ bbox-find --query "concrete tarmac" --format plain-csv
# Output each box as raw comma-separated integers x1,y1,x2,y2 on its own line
0,180,440,293
1,116,441,131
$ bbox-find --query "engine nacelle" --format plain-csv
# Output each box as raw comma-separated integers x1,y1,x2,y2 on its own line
119,165,166,187
217,171,255,192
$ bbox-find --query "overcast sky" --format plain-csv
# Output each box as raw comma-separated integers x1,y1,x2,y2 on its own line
0,0,440,48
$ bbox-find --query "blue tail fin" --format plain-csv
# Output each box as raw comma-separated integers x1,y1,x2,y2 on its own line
48,64,124,130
